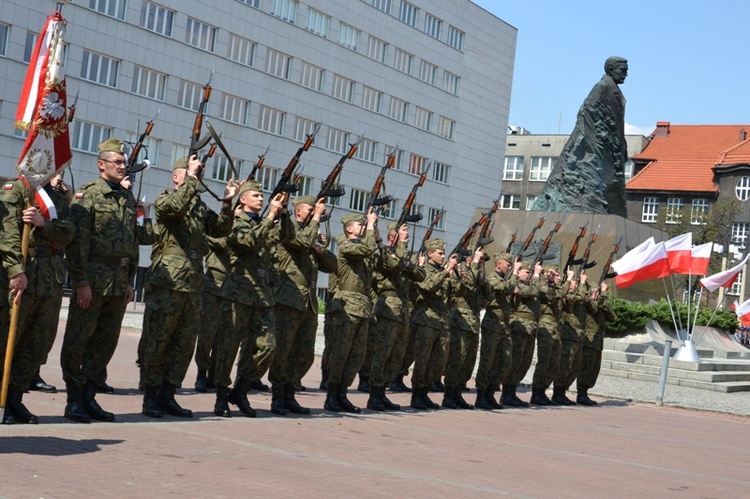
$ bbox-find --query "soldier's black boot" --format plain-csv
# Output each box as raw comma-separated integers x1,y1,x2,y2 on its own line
381,387,401,411
367,384,386,411
423,388,440,410
576,389,597,406
249,378,269,392
5,389,39,424
283,387,310,415
410,387,428,410
319,369,329,391
530,387,549,406
194,371,208,393
501,384,520,407
541,387,553,405
64,384,90,423
441,387,458,409
83,383,115,421
270,385,287,416
389,374,411,392
227,377,256,418
214,386,231,417
357,373,370,393
486,387,504,410
337,386,361,414
551,386,575,406
431,378,445,392
474,387,493,410
159,383,193,418
455,389,474,410
142,385,163,418
29,371,56,393
205,367,216,390
324,384,342,412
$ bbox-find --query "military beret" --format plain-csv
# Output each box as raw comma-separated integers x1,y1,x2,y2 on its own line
424,238,446,251
239,180,263,195
98,138,127,154
518,260,532,270
493,252,513,263
172,157,188,171
292,195,316,207
341,213,365,225
387,221,399,232
544,264,560,273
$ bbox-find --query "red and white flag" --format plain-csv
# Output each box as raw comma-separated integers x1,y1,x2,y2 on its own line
665,233,693,274
611,237,655,271
15,11,72,188
34,185,57,220
700,254,750,292
735,298,750,327
689,242,713,276
613,242,670,289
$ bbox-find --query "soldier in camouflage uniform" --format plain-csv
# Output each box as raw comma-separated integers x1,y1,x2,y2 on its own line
443,248,490,410
269,195,336,415
213,181,289,418
552,269,590,405
323,210,378,413
530,264,566,406
475,252,518,410
577,280,616,405
61,138,139,423
502,260,543,407
410,239,462,410
367,222,425,411
139,156,237,419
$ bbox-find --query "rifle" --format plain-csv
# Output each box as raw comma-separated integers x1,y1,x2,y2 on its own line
449,193,501,259
267,123,321,208
416,206,444,255
359,147,398,238
525,214,566,283
188,71,214,159
513,210,549,261
576,224,600,278
505,226,519,253
563,220,589,275
392,163,431,247
245,144,270,182
127,109,159,175
599,236,622,285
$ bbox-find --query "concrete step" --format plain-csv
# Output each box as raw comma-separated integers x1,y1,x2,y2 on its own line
603,338,714,358
602,359,750,383
601,349,750,372
598,368,750,393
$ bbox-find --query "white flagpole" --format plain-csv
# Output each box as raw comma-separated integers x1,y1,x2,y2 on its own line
662,278,682,343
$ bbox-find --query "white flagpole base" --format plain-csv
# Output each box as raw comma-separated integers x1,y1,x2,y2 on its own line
673,339,701,363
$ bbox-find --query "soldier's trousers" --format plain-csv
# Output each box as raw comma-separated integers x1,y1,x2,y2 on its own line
269,304,317,389
41,288,64,367
399,322,418,378
475,325,512,391
532,321,561,390
326,310,368,387
577,344,603,391
444,328,478,388
369,314,408,388
507,319,538,386
194,291,224,374
321,312,333,374
61,289,127,389
411,324,448,390
140,286,201,389
359,317,378,380
214,301,276,388
554,338,583,391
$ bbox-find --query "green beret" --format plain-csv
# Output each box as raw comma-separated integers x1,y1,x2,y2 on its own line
493,252,513,263
544,264,559,273
292,195,316,207
424,238,446,251
98,138,126,154
387,221,399,232
341,213,365,225
172,157,188,171
239,180,262,195
519,261,532,270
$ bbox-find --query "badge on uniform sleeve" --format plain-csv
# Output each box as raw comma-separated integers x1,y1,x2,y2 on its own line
75,192,84,199
3,183,13,190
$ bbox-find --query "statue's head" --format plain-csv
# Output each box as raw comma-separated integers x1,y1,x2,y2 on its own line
605,56,628,84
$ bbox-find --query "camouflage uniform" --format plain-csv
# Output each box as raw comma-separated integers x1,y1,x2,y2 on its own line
530,269,567,403
577,287,616,400
504,265,541,405
553,278,589,404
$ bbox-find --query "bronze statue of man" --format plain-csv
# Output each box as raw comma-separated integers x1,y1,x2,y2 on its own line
533,57,628,216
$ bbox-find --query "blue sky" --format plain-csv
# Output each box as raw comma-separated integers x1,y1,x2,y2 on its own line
473,0,750,136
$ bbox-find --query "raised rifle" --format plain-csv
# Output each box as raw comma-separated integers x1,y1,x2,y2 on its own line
449,199,498,260
576,223,600,278
359,146,398,238
188,70,214,159
265,124,321,213
391,162,431,247
127,109,159,175
599,236,622,285
245,144,270,182
563,220,589,276
525,214,566,283
505,226,519,253
416,206,444,255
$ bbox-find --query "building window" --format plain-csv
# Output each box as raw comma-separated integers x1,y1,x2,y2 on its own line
258,106,285,135
666,197,683,224
447,25,464,50
295,175,313,196
372,0,391,13
443,71,459,95
326,184,343,208
389,97,408,122
733,222,749,251
299,61,324,91
432,162,449,184
367,36,388,63
624,159,634,182
394,48,413,74
81,50,119,87
71,120,112,153
438,117,455,139
691,198,708,225
736,177,750,201
500,195,520,210
339,23,360,51
293,117,319,142
212,155,242,182
424,14,441,39
526,195,537,211
332,74,354,103
257,166,280,192
132,66,167,101
642,197,658,223
0,23,8,57
419,60,437,85
307,9,329,37
327,127,349,154
177,79,202,111
408,154,426,175
23,31,38,62
89,0,126,19
381,199,398,220
399,1,418,27
171,145,190,167
219,93,250,125
266,49,291,79
238,0,261,7
529,156,554,181
427,207,445,229
272,0,298,23
503,156,524,181
355,138,377,163
140,2,175,37
362,86,383,113
414,107,432,131
227,33,255,66
349,188,369,213
384,145,403,170
185,18,216,52
729,271,743,297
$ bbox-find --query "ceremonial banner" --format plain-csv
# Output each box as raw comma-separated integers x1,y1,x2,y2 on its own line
34,186,58,220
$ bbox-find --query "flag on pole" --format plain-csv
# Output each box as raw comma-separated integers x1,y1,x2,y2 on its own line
735,298,750,327
613,242,670,289
15,11,72,189
665,233,693,274
611,237,655,271
700,254,750,292
689,242,713,276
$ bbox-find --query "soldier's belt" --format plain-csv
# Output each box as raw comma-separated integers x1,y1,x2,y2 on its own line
28,247,65,258
338,283,367,294
162,248,202,260
90,255,130,267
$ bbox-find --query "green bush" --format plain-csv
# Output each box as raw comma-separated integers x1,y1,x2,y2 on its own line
317,297,325,314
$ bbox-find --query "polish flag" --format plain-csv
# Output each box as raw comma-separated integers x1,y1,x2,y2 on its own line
735,298,750,327
700,254,750,292
34,185,57,220
665,233,693,274
611,237,655,271
731,300,739,311
613,242,670,288
689,243,713,276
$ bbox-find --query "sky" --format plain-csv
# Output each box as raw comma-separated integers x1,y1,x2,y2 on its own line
472,0,750,136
